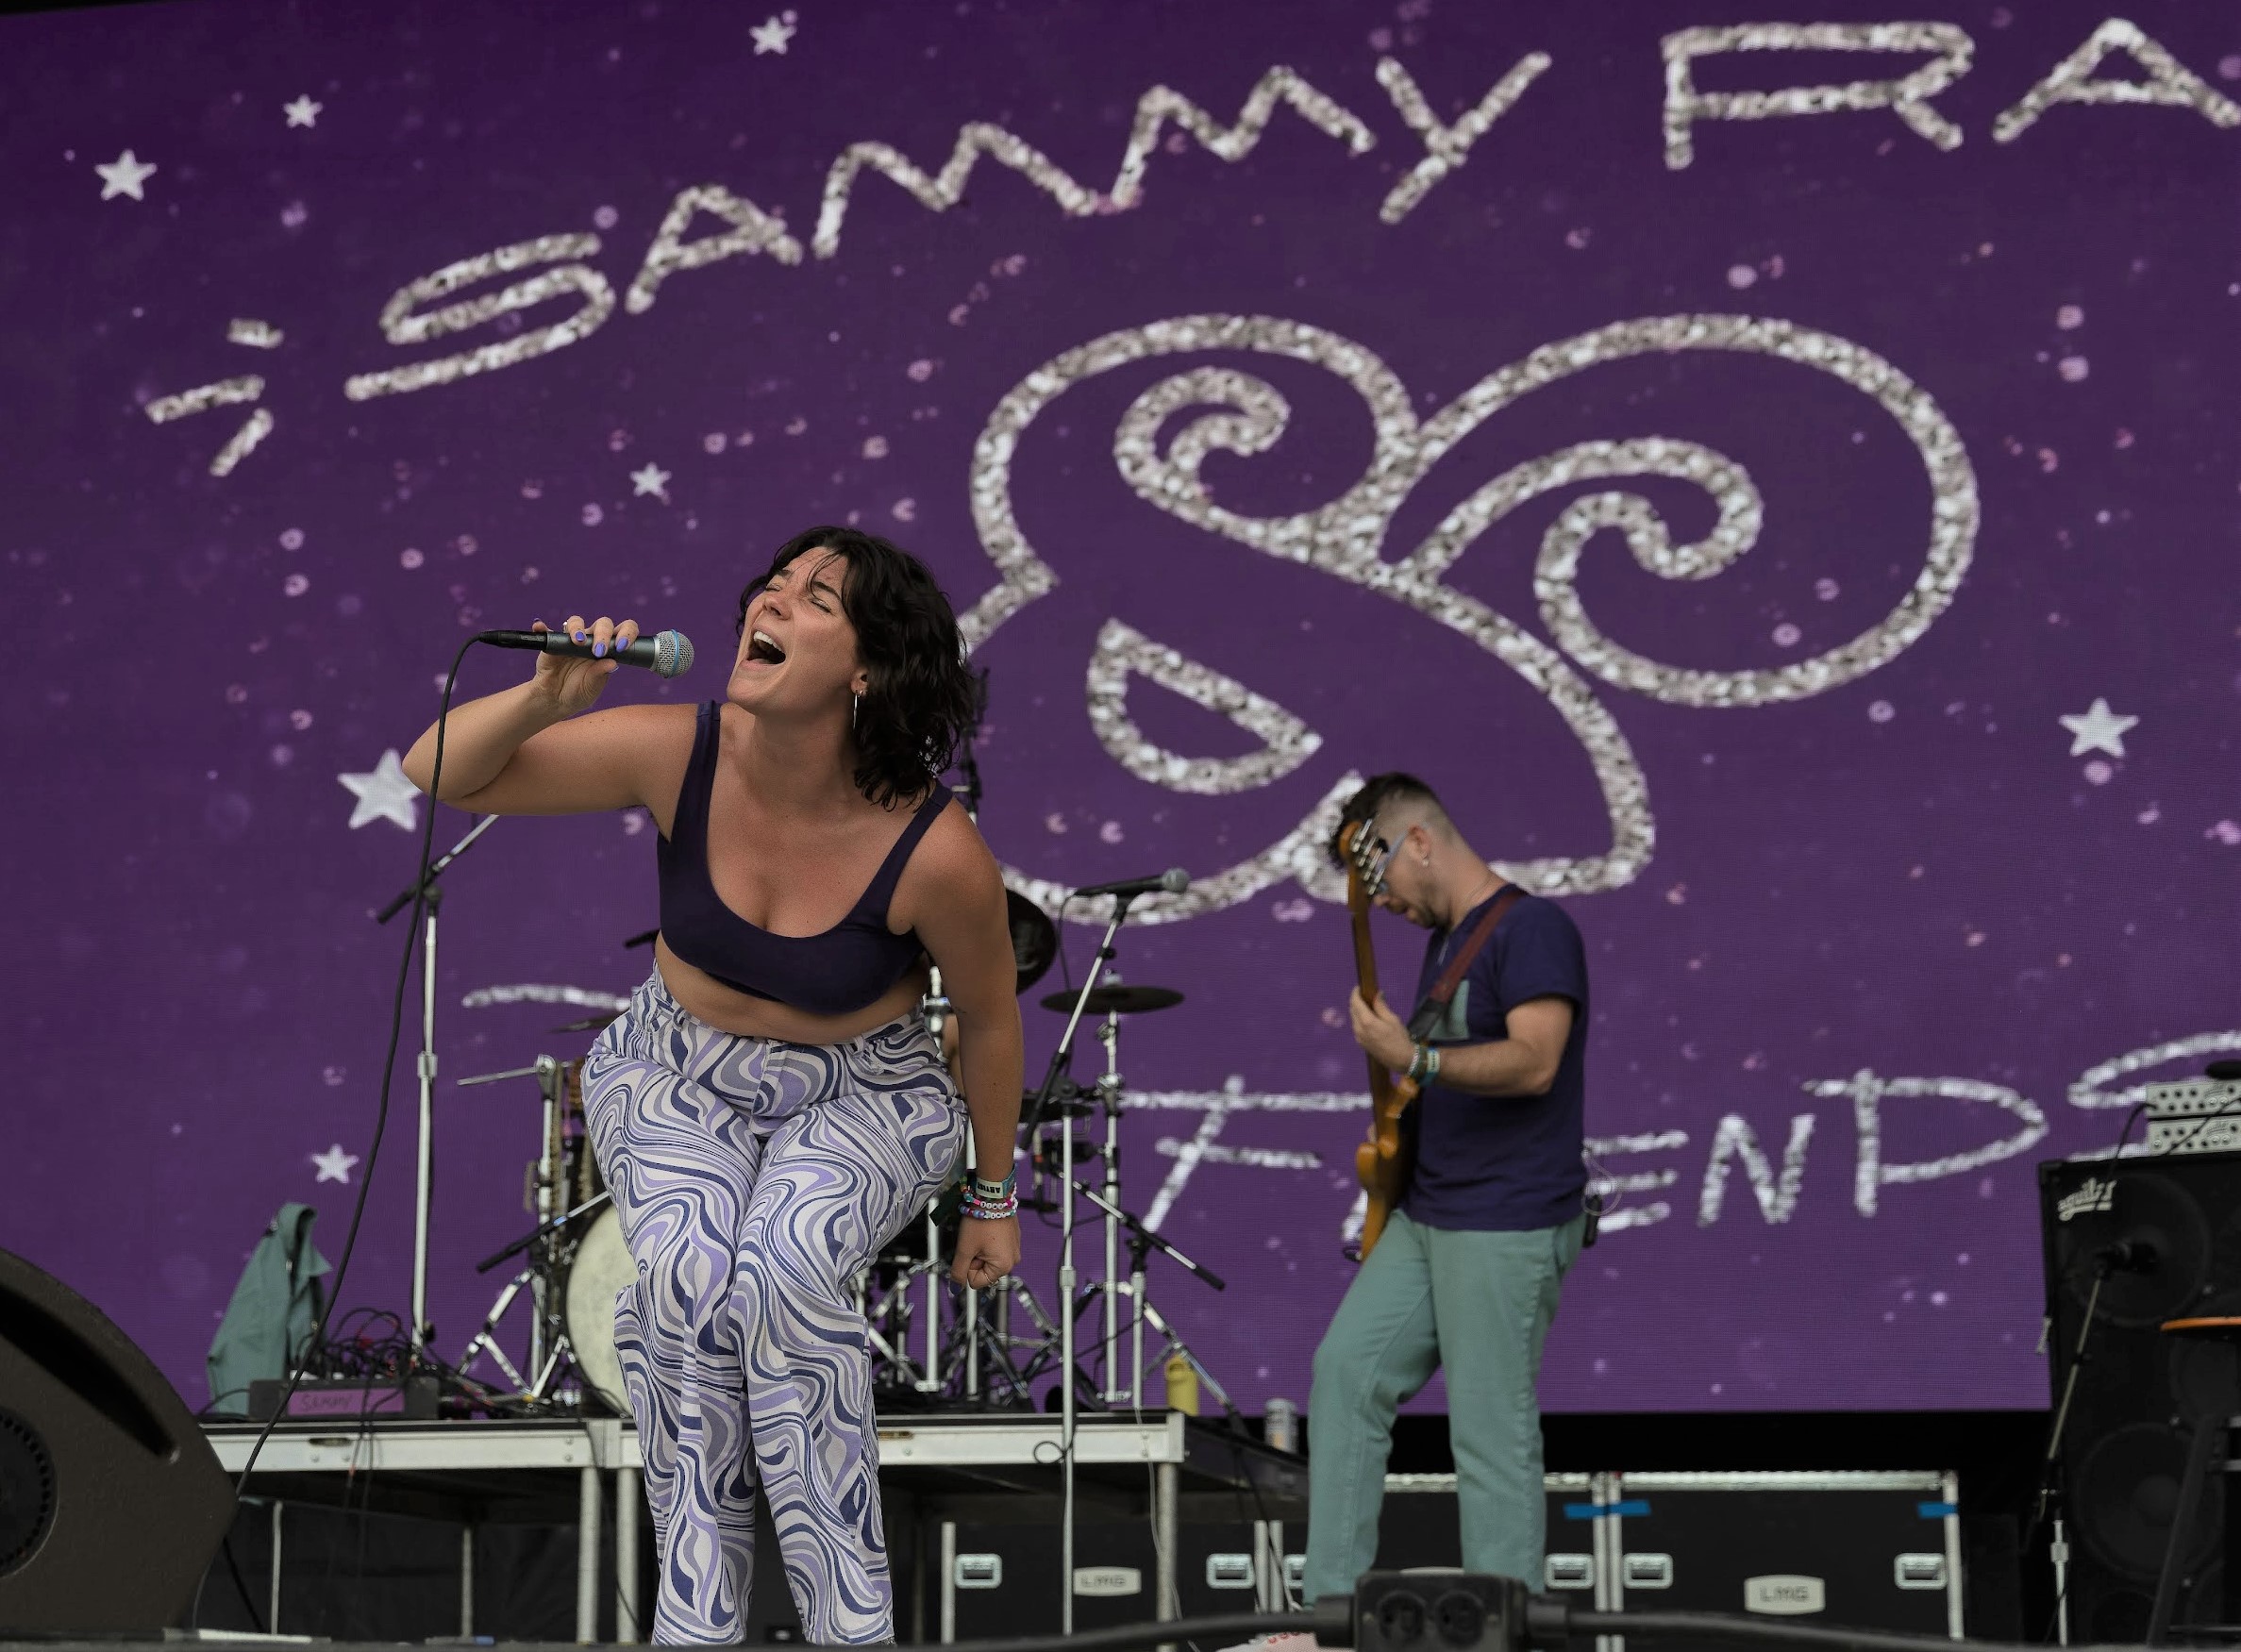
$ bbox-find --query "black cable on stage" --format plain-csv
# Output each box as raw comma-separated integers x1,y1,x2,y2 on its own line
882,1608,1318,1652
1548,1607,2136,1651
219,635,479,1504
783,1596,2155,1652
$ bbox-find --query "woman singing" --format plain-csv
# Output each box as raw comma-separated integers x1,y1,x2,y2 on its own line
402,526,1024,1644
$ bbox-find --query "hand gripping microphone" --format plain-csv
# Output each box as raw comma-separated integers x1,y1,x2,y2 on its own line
1071,868,1191,900
480,627,695,679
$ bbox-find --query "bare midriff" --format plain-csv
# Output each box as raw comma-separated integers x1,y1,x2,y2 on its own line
654,934,929,1043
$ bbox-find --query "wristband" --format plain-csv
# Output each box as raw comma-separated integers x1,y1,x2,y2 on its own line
1406,1043,1430,1083
971,1171,1016,1201
1423,1044,1442,1085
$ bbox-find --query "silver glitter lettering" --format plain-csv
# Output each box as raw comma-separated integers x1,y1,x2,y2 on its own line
1585,1129,1689,1234
144,375,271,476
814,125,1099,259
962,310,1973,922
1697,1110,1815,1226
206,406,275,477
2065,1029,2241,1111
344,234,615,401
1085,617,1323,794
1807,1069,2047,1217
627,184,803,314
1992,17,2241,143
145,375,264,424
1661,24,1974,171
1108,67,1377,210
1374,54,1552,224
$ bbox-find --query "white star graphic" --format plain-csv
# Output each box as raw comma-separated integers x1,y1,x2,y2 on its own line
338,748,421,830
2059,697,2140,759
749,12,797,54
310,1143,360,1184
630,462,673,499
94,149,157,201
283,95,323,128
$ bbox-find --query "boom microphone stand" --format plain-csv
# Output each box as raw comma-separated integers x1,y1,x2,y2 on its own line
375,811,498,1356
1069,1178,1226,1409
1026,889,1146,1637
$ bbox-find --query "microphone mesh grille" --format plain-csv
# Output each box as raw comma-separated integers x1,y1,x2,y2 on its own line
659,630,695,678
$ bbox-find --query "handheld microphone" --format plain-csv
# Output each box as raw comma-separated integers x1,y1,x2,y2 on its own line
1071,868,1190,901
480,628,695,679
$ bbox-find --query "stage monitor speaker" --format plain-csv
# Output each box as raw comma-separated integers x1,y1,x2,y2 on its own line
0,1247,235,1632
2038,1154,2241,1644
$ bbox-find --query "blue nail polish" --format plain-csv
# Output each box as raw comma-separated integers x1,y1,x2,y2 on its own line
594,641,606,658
572,629,586,642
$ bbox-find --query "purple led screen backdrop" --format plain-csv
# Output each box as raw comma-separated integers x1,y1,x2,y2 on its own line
4,0,2238,1416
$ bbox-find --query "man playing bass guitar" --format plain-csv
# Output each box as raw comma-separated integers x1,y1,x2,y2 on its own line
1303,772,1592,1603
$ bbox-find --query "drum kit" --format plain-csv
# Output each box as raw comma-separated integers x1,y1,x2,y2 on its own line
443,890,1233,1425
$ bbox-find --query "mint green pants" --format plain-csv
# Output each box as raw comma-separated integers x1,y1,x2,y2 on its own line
1303,1209,1585,1603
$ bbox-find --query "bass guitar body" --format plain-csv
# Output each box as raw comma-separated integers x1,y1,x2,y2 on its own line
1341,821,1417,1261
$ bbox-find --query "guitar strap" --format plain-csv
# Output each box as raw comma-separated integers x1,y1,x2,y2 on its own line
1406,884,1525,1043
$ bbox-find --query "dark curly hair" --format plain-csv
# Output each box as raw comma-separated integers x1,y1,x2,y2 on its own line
735,526,977,809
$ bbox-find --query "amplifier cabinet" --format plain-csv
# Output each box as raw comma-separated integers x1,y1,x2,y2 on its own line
933,1470,1959,1641
940,1518,1293,1640
1377,1473,1612,1602
1603,1471,1962,1647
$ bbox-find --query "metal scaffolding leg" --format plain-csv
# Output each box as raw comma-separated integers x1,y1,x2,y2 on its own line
460,1525,475,1639
577,1464,602,1643
615,1464,642,1644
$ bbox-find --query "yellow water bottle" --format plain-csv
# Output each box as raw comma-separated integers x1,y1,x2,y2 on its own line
1162,1352,1199,1414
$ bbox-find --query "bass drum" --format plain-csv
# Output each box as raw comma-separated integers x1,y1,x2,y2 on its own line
562,1205,634,1414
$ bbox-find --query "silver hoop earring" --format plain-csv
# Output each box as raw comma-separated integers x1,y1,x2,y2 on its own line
851,692,861,731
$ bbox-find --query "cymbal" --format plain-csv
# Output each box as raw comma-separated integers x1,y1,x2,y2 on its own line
1038,984,1184,1016
1008,891,1058,994
553,1011,623,1032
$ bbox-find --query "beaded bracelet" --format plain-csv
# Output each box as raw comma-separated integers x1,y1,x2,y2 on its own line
961,1189,1019,1221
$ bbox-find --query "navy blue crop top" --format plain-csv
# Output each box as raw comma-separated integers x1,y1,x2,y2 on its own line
658,701,951,1017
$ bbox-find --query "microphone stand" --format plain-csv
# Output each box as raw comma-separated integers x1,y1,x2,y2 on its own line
1024,890,1140,1637
375,811,499,1357
1068,1179,1226,1410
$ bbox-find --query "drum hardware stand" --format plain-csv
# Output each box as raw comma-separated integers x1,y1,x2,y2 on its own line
953,1275,1058,1405
457,1185,613,1404
454,1046,611,1407
374,810,500,1358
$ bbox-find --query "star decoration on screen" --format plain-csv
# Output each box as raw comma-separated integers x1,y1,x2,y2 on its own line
629,461,672,499
283,94,323,128
310,1143,360,1184
338,749,422,830
94,149,157,200
750,11,797,54
2060,697,2139,759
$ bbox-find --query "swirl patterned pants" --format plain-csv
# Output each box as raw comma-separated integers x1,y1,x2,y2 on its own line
582,971,967,1645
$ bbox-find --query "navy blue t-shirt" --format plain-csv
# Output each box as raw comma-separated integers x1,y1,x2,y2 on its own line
1400,890,1589,1232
